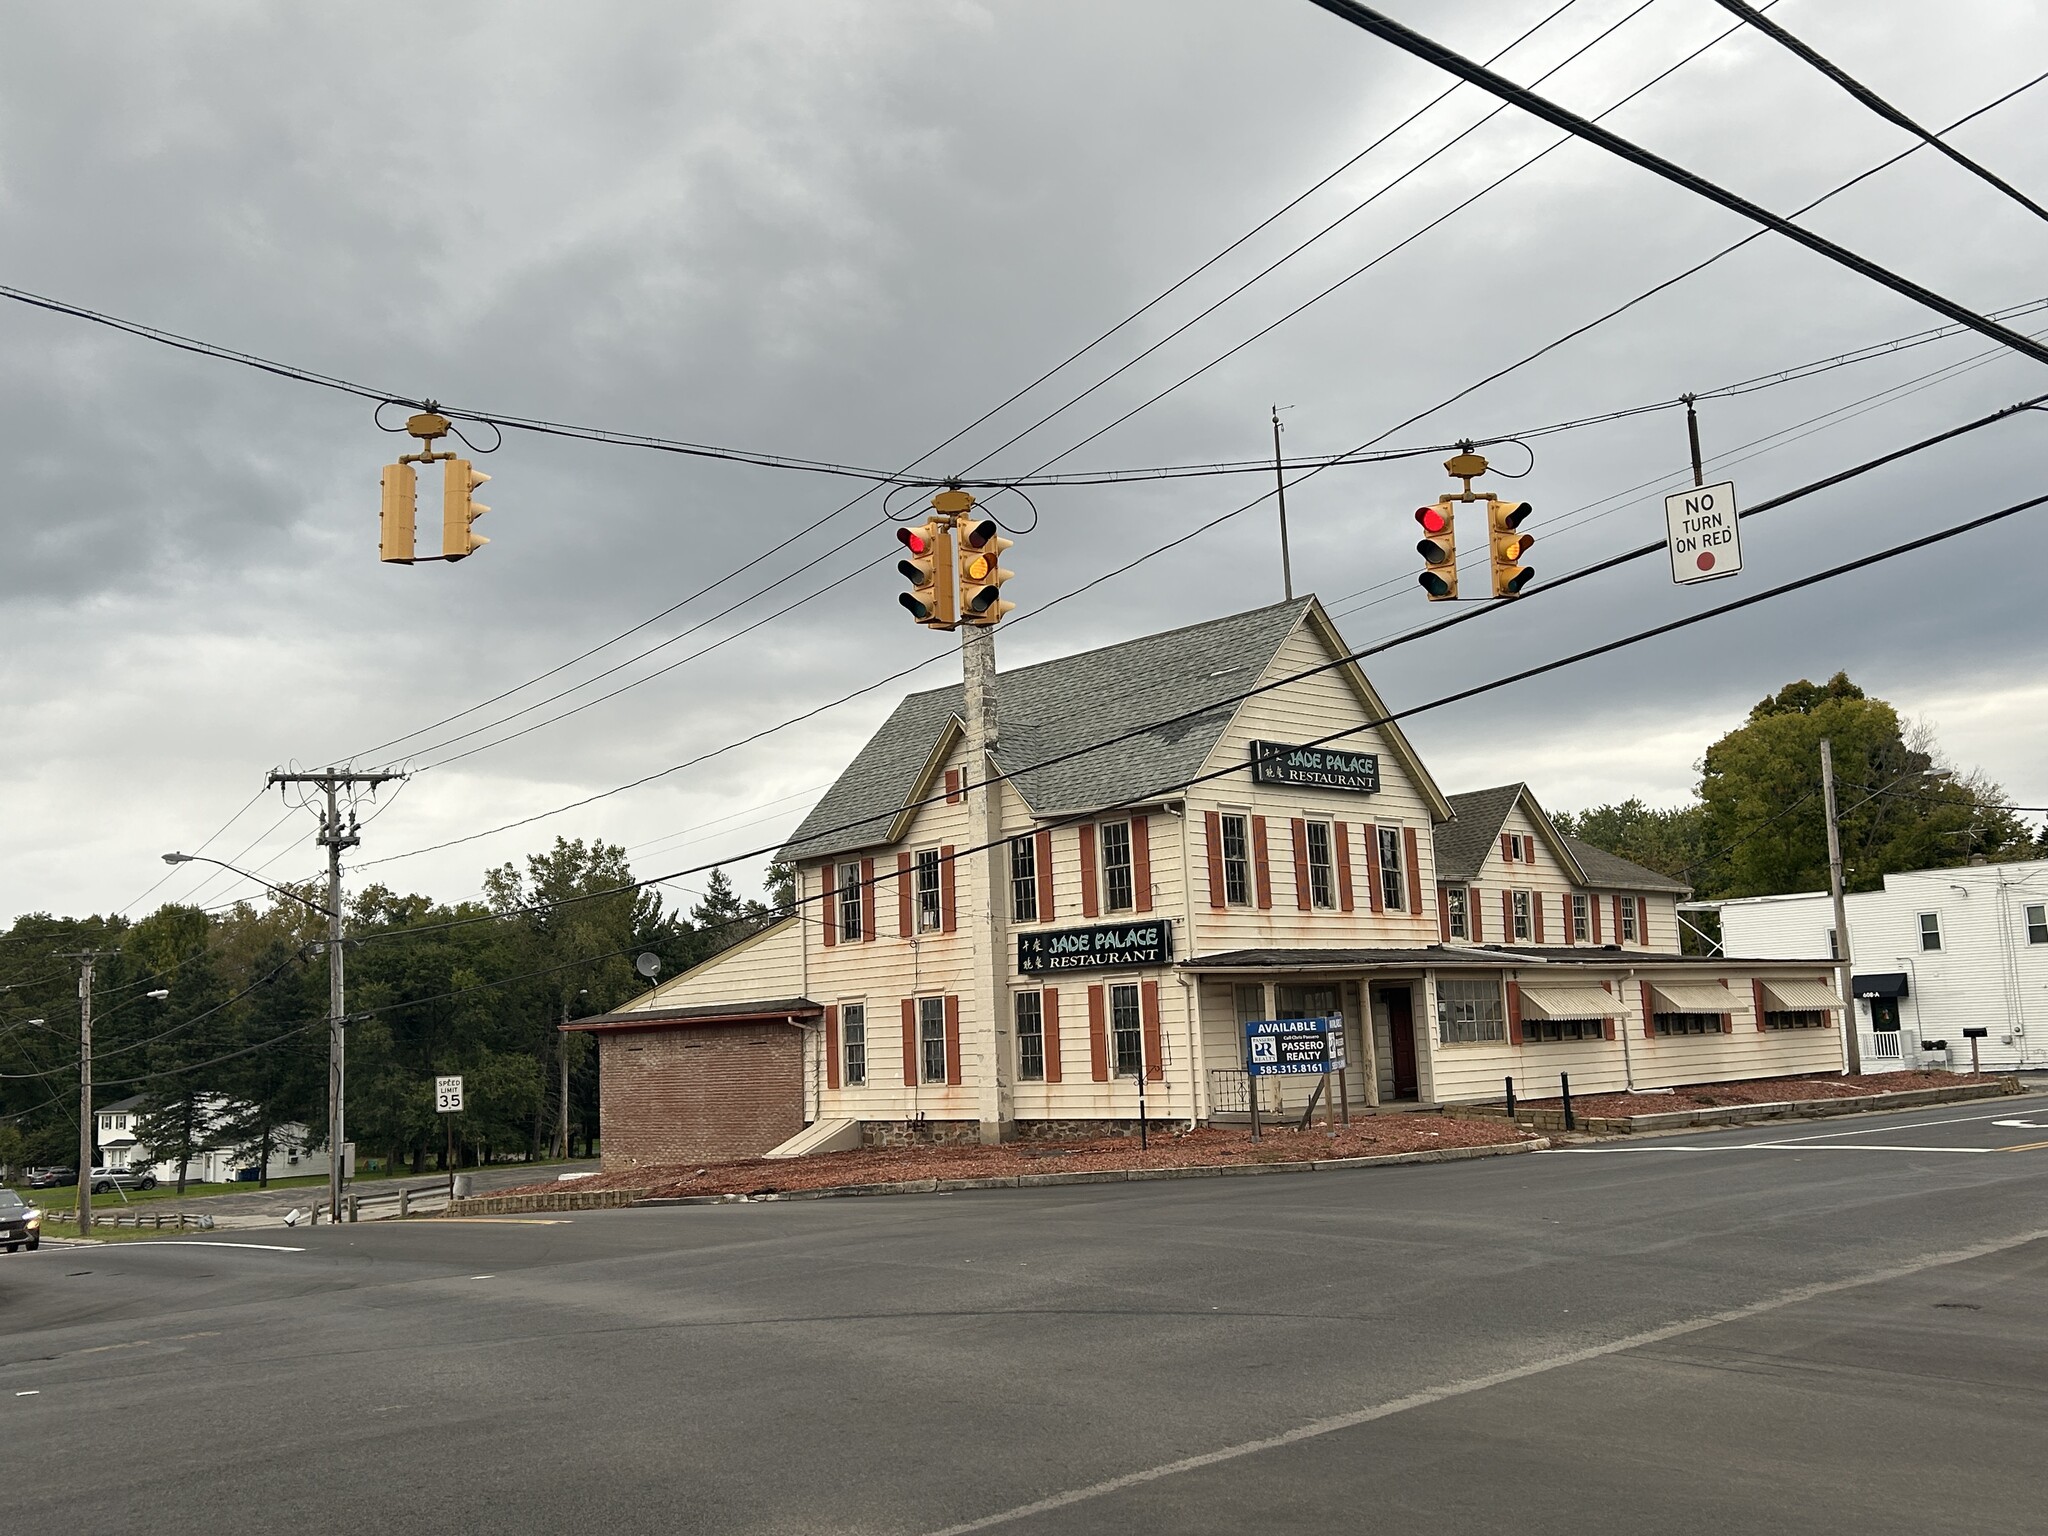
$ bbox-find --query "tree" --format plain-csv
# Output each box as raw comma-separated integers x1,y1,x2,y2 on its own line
1551,800,1705,884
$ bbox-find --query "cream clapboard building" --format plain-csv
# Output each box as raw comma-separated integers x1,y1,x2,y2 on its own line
576,598,1850,1165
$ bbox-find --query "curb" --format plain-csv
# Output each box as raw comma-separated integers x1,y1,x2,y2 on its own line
1454,1077,2021,1136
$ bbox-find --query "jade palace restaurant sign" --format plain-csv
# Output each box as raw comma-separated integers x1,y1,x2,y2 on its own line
1017,920,1173,976
1249,740,1380,794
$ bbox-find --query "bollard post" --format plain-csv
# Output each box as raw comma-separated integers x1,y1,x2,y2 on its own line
399,1188,411,1219
347,1193,359,1223
1561,1072,1576,1132
1504,1075,1516,1120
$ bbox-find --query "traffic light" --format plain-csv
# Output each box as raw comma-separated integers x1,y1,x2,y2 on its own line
1488,498,1534,597
1415,500,1456,600
442,458,491,561
379,462,417,564
957,518,1014,626
897,518,956,628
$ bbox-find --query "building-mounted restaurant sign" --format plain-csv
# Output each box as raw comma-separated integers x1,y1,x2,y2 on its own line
1017,920,1173,975
1249,740,1380,794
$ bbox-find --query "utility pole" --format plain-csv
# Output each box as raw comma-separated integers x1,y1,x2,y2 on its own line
1271,405,1294,601
57,950,118,1236
555,987,585,1160
1819,738,1861,1076
960,618,1014,1144
267,767,402,1221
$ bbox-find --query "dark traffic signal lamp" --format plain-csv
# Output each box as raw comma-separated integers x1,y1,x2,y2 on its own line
379,462,417,564
957,517,1014,626
442,458,492,561
1415,500,1456,600
897,518,956,628
1488,498,1534,597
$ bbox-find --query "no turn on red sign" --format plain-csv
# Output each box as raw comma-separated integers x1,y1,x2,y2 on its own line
1665,480,1741,584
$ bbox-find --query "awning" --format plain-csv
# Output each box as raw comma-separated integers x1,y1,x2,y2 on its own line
1852,972,1910,999
1760,978,1846,1012
1517,982,1627,1019
1650,981,1734,1014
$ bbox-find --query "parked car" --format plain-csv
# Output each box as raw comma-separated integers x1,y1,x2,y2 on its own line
22,1167,75,1189
88,1166,157,1194
0,1188,43,1251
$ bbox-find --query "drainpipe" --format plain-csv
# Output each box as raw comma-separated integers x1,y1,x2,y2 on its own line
1619,968,1638,1091
1171,799,1203,1129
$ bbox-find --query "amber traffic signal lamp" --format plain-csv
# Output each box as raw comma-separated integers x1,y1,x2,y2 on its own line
1488,498,1535,597
1415,500,1456,600
958,517,1014,626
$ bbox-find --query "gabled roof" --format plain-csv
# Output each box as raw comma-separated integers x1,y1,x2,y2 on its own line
1560,834,1691,895
781,597,1449,863
1433,784,1689,894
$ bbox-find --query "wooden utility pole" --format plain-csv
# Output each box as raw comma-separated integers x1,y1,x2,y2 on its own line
1271,405,1294,601
57,950,118,1236
1820,738,1861,1075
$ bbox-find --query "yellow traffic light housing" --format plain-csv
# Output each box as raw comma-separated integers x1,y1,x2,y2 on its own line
1488,498,1534,597
442,458,491,561
380,462,417,565
958,517,1014,626
1415,500,1456,600
897,518,956,628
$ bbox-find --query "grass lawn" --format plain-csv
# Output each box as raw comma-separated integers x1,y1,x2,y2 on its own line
15,1156,592,1212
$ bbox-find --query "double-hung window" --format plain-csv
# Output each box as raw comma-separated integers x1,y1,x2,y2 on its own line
1220,813,1252,906
915,849,943,933
1109,982,1144,1077
1010,837,1038,923
1619,898,1639,944
836,861,862,942
1572,893,1590,943
1378,825,1405,911
1305,820,1335,909
1511,889,1532,941
918,995,947,1084
1505,833,1528,862
841,1004,867,1086
1445,885,1469,939
2029,904,2048,945
1919,912,1942,951
1015,991,1045,1081
1101,821,1136,912
1436,978,1506,1044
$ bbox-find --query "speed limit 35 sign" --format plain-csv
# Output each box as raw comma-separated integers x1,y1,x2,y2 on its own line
435,1075,464,1113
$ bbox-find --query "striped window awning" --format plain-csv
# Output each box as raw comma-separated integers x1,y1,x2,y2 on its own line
1517,983,1627,1019
1650,981,1734,1014
1760,978,1845,1012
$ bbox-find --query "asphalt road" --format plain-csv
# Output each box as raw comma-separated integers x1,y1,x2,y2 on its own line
4,1095,2045,1535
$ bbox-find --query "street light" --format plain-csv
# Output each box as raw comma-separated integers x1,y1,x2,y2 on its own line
160,852,333,915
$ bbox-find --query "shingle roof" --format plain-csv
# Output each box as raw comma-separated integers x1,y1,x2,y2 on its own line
1559,834,1691,894
783,598,1338,862
1433,784,1526,883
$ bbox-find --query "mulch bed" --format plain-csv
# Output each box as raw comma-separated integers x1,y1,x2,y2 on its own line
494,1115,1536,1201
1522,1071,1997,1121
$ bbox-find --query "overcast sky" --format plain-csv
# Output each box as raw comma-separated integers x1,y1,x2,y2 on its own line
5,0,2047,926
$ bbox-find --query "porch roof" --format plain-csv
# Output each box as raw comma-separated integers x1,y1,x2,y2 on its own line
562,997,823,1034
1179,945,1818,972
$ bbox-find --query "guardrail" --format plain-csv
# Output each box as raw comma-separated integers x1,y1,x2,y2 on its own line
39,1209,217,1231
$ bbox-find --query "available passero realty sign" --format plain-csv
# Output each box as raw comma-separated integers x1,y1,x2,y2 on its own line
1243,1016,1346,1076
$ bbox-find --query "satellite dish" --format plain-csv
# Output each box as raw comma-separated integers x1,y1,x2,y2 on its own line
634,952,662,980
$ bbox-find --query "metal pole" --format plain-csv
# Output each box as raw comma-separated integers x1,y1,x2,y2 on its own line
76,957,95,1237
324,781,347,1225
1821,738,1862,1075
1683,393,1704,486
1560,1071,1576,1132
556,1006,571,1161
1247,1034,1262,1143
1504,1075,1515,1120
1272,406,1294,601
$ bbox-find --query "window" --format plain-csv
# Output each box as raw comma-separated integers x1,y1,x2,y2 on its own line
1378,825,1405,911
1101,821,1136,912
1763,1009,1828,1030
1010,838,1038,923
837,861,862,941
1109,982,1144,1076
1015,991,1045,1081
841,1004,867,1086
1919,912,1942,952
2029,904,2048,945
1521,1016,1604,1043
1446,886,1469,940
1825,927,1839,960
1511,889,1532,941
1233,983,1265,1025
1653,1012,1724,1036
1220,813,1252,906
1620,898,1639,944
1572,894,1590,944
1305,820,1335,910
1506,833,1528,862
1436,978,1506,1044
919,996,947,1084
916,848,943,933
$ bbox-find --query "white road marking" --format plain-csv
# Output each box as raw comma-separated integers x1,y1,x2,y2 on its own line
1564,1144,1986,1154
131,1241,305,1253
1992,1118,2048,1130
16,1390,39,1396
922,1227,2048,1535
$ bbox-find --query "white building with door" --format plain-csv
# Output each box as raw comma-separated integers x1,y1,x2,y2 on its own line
95,1095,332,1184
1711,859,2048,1072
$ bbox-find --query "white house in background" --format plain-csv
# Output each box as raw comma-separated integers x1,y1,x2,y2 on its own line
95,1095,332,1184
1709,859,2048,1073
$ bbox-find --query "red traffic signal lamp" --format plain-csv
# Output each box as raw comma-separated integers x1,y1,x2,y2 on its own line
957,518,1014,626
442,458,491,561
898,518,956,628
1488,498,1534,597
1415,500,1456,600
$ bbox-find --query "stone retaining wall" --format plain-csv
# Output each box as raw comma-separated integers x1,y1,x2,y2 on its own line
446,1187,645,1216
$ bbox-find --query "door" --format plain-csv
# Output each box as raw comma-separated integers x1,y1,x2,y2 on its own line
1867,996,1903,1062
1386,986,1419,1099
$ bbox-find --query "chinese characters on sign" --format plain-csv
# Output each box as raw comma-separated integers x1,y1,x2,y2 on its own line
1016,920,1173,975
1249,740,1380,793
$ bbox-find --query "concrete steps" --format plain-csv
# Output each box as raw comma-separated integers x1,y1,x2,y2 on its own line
763,1118,863,1159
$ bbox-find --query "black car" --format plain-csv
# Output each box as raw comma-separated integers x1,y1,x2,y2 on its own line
0,1188,43,1251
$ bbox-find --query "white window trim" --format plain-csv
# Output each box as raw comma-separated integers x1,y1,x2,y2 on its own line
1511,888,1532,941
1304,817,1336,910
1014,989,1046,1082
1378,824,1405,912
1918,911,1942,951
1100,820,1136,913
836,861,862,941
841,1002,868,1087
2027,903,2048,945
918,995,948,1084
1108,981,1144,1077
1446,885,1469,940
1010,837,1038,924
915,847,943,933
1220,811,1253,907
1571,892,1590,944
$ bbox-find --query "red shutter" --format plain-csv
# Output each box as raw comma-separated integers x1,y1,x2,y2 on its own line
1252,817,1273,910
1141,980,1164,1081
1132,815,1152,914
1753,979,1768,1032
1612,895,1624,944
897,852,913,938
1079,825,1100,917
860,858,876,943
1088,986,1109,1082
1601,981,1617,1041
1641,980,1655,1040
1363,823,1384,914
1203,812,1226,909
825,1004,841,1090
901,999,918,1084
1525,837,1536,865
1437,887,1451,941
944,994,962,1086
945,768,962,804
821,863,836,947
1035,827,1055,920
940,845,957,934
1502,833,1514,863
1506,978,1523,1045
1532,891,1546,944
1637,897,1650,945
1502,889,1513,939
1043,988,1063,1082
1403,827,1422,915
1290,818,1311,911
1334,822,1355,912
1590,893,1603,945
1470,888,1484,942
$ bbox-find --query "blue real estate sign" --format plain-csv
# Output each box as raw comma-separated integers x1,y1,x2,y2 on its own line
1243,1017,1346,1077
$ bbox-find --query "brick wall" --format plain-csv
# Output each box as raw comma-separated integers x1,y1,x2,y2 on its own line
598,1022,805,1171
